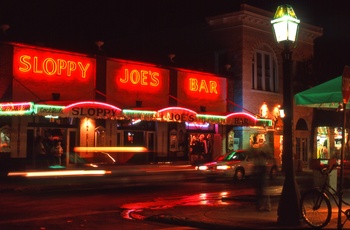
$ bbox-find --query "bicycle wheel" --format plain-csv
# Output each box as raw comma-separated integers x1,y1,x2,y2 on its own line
300,188,332,228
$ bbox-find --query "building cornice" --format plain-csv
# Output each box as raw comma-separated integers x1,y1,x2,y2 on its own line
206,4,323,44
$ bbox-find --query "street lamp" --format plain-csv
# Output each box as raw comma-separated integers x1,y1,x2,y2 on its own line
271,5,301,226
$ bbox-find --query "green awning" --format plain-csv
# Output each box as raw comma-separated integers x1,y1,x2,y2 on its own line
294,76,346,109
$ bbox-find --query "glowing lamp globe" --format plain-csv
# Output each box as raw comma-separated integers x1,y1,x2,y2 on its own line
271,5,300,43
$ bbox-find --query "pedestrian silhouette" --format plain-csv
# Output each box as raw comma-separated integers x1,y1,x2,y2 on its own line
253,150,271,211
34,135,48,169
51,140,63,166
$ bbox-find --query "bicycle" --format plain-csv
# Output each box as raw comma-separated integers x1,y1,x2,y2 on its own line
300,163,350,228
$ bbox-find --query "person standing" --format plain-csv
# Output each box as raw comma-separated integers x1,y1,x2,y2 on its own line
190,135,199,165
51,140,63,166
206,134,213,162
34,135,48,169
198,134,208,162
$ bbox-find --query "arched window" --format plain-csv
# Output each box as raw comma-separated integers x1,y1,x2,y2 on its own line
252,44,278,92
296,118,308,130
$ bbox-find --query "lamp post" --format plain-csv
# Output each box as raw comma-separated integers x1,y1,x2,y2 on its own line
271,5,301,226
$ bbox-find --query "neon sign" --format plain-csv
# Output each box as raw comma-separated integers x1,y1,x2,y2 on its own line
225,112,257,126
122,109,157,121
70,107,120,117
185,122,210,128
256,119,273,127
13,47,94,80
113,62,168,95
120,69,160,87
0,102,34,115
195,112,259,126
196,113,226,124
178,71,226,103
34,105,65,116
189,78,218,94
65,101,122,118
157,107,197,122
18,55,90,78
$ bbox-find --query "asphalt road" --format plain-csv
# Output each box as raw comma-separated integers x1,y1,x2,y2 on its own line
0,178,245,229
2,165,346,229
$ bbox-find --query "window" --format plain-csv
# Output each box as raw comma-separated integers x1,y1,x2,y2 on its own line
252,48,278,92
296,118,308,130
214,50,229,75
124,131,144,146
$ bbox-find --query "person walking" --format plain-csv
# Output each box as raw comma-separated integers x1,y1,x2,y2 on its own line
253,150,271,211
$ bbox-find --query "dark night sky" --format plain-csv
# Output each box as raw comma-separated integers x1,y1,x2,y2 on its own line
0,0,349,83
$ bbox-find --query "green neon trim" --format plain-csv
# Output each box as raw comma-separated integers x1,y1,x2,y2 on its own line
123,109,157,114
196,114,226,119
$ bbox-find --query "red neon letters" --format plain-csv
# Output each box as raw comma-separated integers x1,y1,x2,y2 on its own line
120,69,160,86
189,78,218,94
18,55,90,78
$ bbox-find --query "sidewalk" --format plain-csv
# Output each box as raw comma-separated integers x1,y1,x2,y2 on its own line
137,192,344,229
136,170,348,229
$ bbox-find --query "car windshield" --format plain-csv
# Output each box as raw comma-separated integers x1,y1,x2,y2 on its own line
223,151,246,161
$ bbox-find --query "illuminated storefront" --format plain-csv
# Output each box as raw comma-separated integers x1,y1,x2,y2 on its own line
313,109,347,161
0,42,275,171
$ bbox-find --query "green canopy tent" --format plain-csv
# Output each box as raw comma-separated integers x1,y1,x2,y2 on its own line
294,75,346,109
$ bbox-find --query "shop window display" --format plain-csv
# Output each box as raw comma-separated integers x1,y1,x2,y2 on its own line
250,133,267,149
0,125,10,151
316,126,345,160
124,131,144,146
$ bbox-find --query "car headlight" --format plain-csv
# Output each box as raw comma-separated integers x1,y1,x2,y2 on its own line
217,165,231,170
198,165,208,170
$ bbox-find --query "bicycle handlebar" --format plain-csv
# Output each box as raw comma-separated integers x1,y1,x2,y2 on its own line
320,163,338,175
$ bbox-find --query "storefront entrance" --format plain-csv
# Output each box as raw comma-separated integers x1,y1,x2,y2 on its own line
29,126,78,168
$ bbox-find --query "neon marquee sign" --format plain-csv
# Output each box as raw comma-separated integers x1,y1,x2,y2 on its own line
225,112,257,126
189,78,218,94
18,55,90,78
13,48,94,80
0,102,34,115
34,104,65,116
65,101,122,118
120,69,160,87
196,112,259,126
113,62,167,94
179,71,225,101
157,107,197,122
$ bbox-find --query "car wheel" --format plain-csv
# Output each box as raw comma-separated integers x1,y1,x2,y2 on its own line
234,168,245,181
269,166,278,179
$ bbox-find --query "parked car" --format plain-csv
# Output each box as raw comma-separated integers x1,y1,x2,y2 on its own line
196,149,278,181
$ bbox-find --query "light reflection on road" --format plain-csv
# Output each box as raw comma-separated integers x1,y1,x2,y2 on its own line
120,190,240,220
120,185,283,220
122,191,233,210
